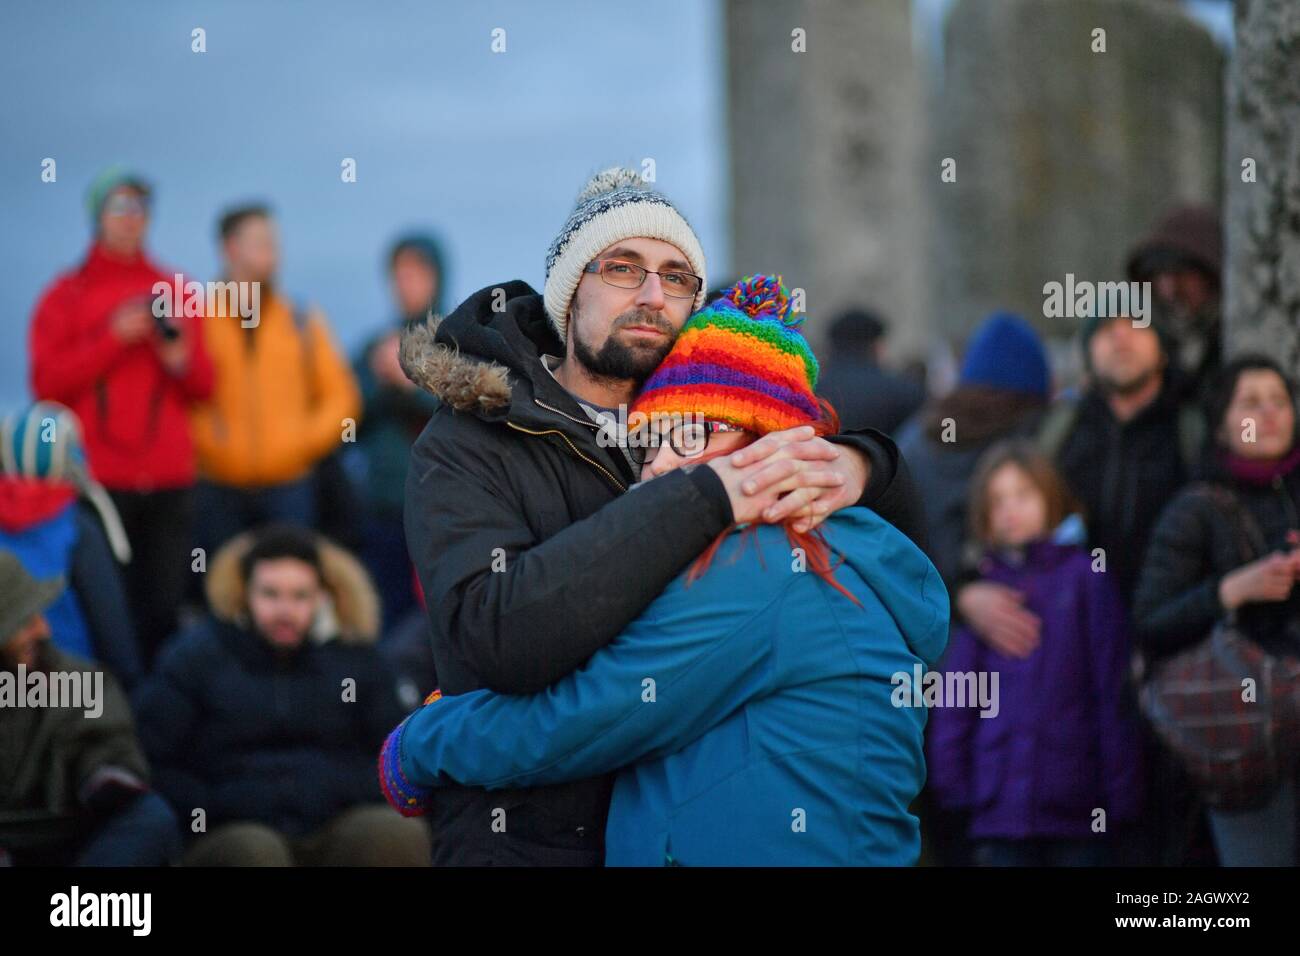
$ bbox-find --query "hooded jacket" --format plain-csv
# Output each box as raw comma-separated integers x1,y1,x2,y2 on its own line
190,293,361,487
354,329,441,518
390,508,949,865
354,234,448,516
0,482,141,689
926,539,1143,840
28,243,214,490
133,531,402,838
399,279,926,865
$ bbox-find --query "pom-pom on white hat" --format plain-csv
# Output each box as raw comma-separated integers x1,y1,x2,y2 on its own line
543,166,707,342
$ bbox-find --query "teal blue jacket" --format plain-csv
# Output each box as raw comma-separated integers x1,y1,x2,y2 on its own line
393,507,949,865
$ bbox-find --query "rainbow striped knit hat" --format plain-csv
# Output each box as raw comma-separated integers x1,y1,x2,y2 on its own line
630,275,821,435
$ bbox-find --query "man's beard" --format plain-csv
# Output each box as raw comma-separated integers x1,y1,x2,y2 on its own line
1153,296,1220,376
571,304,676,386
1094,362,1161,397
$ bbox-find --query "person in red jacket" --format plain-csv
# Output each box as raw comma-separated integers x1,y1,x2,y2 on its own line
28,167,214,665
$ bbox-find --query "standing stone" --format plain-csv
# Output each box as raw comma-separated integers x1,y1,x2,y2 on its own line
1223,0,1300,374
933,0,1224,360
726,0,930,360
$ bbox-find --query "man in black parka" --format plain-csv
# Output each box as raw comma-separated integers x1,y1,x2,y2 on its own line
400,167,926,865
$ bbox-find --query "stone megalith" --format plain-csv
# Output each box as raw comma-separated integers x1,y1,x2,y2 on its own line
932,0,1224,358
1223,0,1300,374
725,0,929,359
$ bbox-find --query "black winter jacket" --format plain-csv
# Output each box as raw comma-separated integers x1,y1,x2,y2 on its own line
1133,458,1300,662
400,280,927,866
1056,373,1199,605
137,619,403,838
135,533,403,838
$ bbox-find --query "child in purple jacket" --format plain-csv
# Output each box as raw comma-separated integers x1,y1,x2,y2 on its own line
927,439,1143,866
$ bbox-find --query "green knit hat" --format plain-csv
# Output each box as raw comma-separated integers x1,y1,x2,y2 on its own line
85,165,151,226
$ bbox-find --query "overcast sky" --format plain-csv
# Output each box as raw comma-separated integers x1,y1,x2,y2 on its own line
0,0,728,406
0,0,1232,408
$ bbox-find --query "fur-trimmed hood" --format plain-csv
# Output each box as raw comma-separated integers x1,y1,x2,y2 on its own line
398,279,566,418
205,530,381,645
399,313,513,414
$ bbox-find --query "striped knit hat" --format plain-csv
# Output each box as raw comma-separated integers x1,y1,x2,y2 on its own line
544,167,707,342
0,402,131,562
630,275,821,436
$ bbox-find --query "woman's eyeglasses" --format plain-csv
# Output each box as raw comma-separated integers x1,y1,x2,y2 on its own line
630,419,744,466
584,259,702,299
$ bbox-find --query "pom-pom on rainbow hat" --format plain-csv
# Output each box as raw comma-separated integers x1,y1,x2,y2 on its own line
630,275,821,436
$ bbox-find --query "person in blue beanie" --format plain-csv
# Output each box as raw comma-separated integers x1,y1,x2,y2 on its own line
896,311,1053,592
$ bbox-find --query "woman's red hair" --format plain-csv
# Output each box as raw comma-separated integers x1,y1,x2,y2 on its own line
684,399,863,607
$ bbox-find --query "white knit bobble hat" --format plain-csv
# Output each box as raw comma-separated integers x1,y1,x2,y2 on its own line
543,167,707,342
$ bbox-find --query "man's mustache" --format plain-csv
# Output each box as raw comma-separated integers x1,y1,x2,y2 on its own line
613,310,673,335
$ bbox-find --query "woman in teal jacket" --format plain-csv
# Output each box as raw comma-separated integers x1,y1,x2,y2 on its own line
380,276,949,865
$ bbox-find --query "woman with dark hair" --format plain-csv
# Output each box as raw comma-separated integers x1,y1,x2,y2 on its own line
1133,354,1300,866
379,276,950,865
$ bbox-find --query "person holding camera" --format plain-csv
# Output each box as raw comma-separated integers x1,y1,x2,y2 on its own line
28,166,213,666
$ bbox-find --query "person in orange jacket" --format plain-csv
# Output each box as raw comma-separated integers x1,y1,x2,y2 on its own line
190,204,360,555
28,167,214,664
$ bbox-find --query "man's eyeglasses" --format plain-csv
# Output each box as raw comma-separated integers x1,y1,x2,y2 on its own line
104,194,148,218
631,419,744,466
584,259,702,299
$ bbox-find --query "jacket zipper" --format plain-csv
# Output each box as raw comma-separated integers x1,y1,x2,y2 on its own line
506,421,626,493
533,397,599,431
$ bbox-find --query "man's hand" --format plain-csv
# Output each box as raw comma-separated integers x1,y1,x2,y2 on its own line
956,581,1041,658
707,425,868,529
155,322,192,376
109,301,153,345
370,331,414,390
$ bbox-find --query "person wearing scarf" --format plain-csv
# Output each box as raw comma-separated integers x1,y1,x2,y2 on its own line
1134,354,1300,866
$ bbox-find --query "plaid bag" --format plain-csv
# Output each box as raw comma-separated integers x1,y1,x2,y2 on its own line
1137,485,1300,812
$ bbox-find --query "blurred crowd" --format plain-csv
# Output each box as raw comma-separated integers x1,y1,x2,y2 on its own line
2,164,1296,867
2,167,442,865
